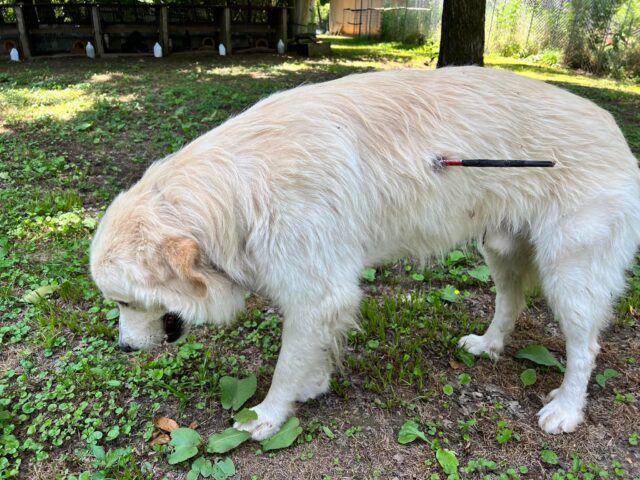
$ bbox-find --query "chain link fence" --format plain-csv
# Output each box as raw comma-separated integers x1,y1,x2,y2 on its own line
343,0,640,77
485,0,640,77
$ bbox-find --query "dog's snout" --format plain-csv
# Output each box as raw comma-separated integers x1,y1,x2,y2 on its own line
163,312,184,343
119,343,137,353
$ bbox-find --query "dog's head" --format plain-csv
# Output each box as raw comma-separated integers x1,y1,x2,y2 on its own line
90,193,246,352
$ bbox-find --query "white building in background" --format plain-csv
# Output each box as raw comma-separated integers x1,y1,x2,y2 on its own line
329,0,386,36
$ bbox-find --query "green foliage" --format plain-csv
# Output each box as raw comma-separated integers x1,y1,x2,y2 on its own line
233,408,258,423
188,457,236,480
519,368,537,386
219,374,257,411
514,345,565,372
260,417,302,451
397,420,428,444
168,428,202,464
362,267,377,282
495,420,515,444
206,428,251,454
436,448,459,476
596,368,621,388
541,449,559,465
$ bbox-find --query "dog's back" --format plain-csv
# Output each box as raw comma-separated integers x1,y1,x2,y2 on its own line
177,67,639,263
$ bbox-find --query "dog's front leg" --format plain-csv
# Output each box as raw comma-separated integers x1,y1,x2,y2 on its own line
234,307,346,440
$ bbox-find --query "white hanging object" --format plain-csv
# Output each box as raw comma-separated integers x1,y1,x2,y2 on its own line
85,41,95,59
218,43,226,56
9,48,19,61
153,42,163,58
277,39,285,55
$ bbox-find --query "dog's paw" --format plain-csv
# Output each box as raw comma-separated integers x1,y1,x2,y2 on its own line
537,397,584,434
458,334,503,360
233,402,288,441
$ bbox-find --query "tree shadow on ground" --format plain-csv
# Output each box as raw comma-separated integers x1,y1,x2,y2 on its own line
0,52,377,193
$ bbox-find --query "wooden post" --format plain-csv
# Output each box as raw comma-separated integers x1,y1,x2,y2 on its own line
159,6,169,55
278,7,288,45
221,7,232,54
14,5,31,59
91,5,105,57
292,0,312,37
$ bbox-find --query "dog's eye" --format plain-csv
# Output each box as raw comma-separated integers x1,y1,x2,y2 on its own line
117,301,130,307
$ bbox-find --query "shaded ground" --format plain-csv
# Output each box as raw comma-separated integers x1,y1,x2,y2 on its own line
1,38,639,480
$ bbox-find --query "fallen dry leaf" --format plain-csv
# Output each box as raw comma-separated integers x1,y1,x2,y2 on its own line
189,421,199,430
148,431,171,447
449,359,463,370
154,416,179,432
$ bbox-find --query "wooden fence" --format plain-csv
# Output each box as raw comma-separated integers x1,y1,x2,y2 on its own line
0,2,290,58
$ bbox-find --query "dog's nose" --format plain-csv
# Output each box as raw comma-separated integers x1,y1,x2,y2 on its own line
119,343,136,353
163,312,184,343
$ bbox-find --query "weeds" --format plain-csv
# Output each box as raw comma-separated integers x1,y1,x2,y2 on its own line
1,39,638,478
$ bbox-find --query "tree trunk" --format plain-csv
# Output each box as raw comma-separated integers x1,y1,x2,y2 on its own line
293,0,316,37
437,0,486,68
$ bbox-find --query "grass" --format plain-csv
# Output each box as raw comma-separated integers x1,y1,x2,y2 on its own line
1,38,639,479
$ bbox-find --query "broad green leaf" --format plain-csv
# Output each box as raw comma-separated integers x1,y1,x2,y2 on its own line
322,426,336,439
75,121,93,131
167,445,199,464
190,457,215,478
443,384,454,396
397,420,427,444
596,368,620,388
105,308,120,320
260,417,302,451
458,373,471,385
520,368,537,386
411,272,425,281
541,449,559,465
219,374,257,411
191,457,208,471
234,408,258,423
22,284,59,304
91,445,105,461
440,285,460,303
456,350,475,367
186,470,199,480
106,426,119,441
206,428,251,454
468,265,491,282
447,250,466,264
216,458,236,477
362,268,376,282
170,428,202,448
514,345,565,372
436,448,459,475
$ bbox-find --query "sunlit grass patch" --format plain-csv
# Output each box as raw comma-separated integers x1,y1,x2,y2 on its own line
1,87,97,122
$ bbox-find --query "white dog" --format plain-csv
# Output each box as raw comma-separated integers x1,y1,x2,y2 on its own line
90,66,640,440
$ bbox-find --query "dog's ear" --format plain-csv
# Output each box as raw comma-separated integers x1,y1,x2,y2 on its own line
161,237,208,298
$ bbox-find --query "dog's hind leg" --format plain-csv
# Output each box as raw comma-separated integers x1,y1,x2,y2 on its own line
534,205,638,434
459,231,534,359
234,285,361,441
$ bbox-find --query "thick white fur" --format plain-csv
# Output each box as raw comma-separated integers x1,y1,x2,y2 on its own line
90,67,640,439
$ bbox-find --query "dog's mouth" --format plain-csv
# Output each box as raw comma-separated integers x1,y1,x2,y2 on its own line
163,312,184,343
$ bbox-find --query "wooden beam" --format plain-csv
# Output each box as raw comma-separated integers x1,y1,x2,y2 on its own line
91,6,105,57
292,0,312,37
278,7,288,45
159,6,169,55
221,7,231,54
14,5,31,59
